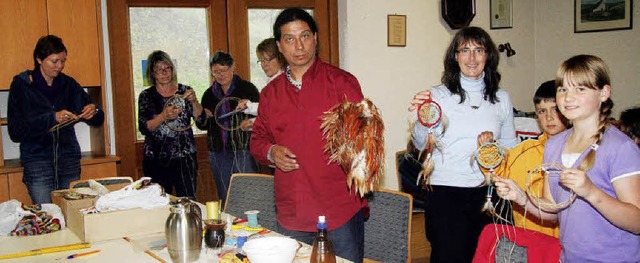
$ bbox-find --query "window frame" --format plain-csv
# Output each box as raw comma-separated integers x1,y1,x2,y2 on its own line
107,0,338,180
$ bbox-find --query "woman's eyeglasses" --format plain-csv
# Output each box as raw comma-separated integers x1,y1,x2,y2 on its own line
256,57,275,65
457,48,486,57
153,66,173,74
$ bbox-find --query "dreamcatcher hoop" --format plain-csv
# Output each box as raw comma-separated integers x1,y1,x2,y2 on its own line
214,97,247,132
476,142,505,170
164,94,193,132
475,142,510,222
414,99,445,190
417,99,442,128
526,163,576,212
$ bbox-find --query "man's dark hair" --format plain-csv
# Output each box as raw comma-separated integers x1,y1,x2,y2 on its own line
273,8,317,41
33,35,67,67
533,80,556,105
210,50,234,67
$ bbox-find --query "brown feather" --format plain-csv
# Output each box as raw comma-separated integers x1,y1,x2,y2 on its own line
321,98,385,197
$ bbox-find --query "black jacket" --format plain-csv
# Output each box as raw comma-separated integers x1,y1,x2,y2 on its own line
197,75,259,152
8,70,104,164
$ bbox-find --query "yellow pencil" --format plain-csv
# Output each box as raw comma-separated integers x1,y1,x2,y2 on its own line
0,242,91,260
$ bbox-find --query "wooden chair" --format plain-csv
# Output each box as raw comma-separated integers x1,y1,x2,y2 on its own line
364,189,413,263
69,176,133,189
223,173,276,230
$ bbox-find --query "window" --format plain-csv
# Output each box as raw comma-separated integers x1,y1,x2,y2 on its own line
129,7,210,139
248,9,313,90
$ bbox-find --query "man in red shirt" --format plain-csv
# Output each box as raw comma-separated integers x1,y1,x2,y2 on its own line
250,8,366,263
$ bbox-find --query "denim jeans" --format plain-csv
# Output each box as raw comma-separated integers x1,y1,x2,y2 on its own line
22,158,81,204
276,209,365,263
208,150,257,205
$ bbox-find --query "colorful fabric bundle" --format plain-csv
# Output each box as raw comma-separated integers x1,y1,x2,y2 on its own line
11,204,61,236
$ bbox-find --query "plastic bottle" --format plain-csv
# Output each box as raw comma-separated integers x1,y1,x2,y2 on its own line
311,215,336,263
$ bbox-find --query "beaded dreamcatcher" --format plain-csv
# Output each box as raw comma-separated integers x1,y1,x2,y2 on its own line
475,142,510,222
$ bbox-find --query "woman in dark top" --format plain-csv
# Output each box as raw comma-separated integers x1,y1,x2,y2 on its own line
8,35,104,204
196,51,259,204
138,50,205,199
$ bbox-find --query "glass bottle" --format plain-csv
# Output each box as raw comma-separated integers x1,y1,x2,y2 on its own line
311,215,336,263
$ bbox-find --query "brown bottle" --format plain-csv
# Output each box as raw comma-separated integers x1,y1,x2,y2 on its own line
311,215,336,263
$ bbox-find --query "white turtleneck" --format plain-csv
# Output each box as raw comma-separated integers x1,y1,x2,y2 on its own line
412,74,517,187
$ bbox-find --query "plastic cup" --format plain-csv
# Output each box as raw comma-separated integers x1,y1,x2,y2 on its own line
245,210,260,227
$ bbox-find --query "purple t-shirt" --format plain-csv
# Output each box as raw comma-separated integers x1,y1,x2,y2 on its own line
544,127,640,262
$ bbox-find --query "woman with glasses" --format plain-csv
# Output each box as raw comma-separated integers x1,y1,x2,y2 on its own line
235,38,287,131
407,27,517,262
196,51,260,205
8,35,104,204
138,50,205,199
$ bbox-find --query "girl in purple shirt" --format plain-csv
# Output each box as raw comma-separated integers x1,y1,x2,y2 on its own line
493,55,640,262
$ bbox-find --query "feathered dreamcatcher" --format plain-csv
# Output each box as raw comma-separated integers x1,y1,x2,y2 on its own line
320,98,384,197
415,99,446,189
475,141,510,222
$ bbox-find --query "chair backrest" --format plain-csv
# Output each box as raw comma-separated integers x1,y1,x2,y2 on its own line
223,173,276,230
70,177,133,189
364,189,412,263
396,150,428,211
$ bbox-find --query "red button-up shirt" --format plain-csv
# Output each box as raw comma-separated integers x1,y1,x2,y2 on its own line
251,59,367,232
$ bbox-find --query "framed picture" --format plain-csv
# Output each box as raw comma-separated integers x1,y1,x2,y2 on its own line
490,0,512,29
387,15,406,47
575,0,632,33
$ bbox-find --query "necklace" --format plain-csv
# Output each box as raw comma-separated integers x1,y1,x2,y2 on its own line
466,94,484,110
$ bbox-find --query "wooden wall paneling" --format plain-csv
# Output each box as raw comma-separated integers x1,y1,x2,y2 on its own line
8,173,30,204
327,0,339,66
81,164,117,180
46,0,102,87
107,0,137,179
0,174,9,202
88,87,108,156
0,0,48,89
227,0,250,79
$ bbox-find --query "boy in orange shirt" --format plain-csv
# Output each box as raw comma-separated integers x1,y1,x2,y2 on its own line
477,80,568,237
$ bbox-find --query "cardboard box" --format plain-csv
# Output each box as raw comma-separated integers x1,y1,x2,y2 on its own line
52,187,171,242
66,199,170,242
51,183,131,223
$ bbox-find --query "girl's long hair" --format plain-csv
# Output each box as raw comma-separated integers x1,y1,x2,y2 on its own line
556,54,613,171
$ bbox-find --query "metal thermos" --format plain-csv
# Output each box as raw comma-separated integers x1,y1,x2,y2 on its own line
165,198,203,263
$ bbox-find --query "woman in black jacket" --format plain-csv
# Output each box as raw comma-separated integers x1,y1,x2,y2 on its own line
8,35,104,204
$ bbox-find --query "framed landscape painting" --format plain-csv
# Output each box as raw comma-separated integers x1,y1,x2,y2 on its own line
575,0,632,33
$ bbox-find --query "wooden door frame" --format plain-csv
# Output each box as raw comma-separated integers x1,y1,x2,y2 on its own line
107,0,338,179
107,0,227,179
228,0,339,78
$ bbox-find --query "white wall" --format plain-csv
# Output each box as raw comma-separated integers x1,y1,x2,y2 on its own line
535,0,640,115
338,0,536,190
